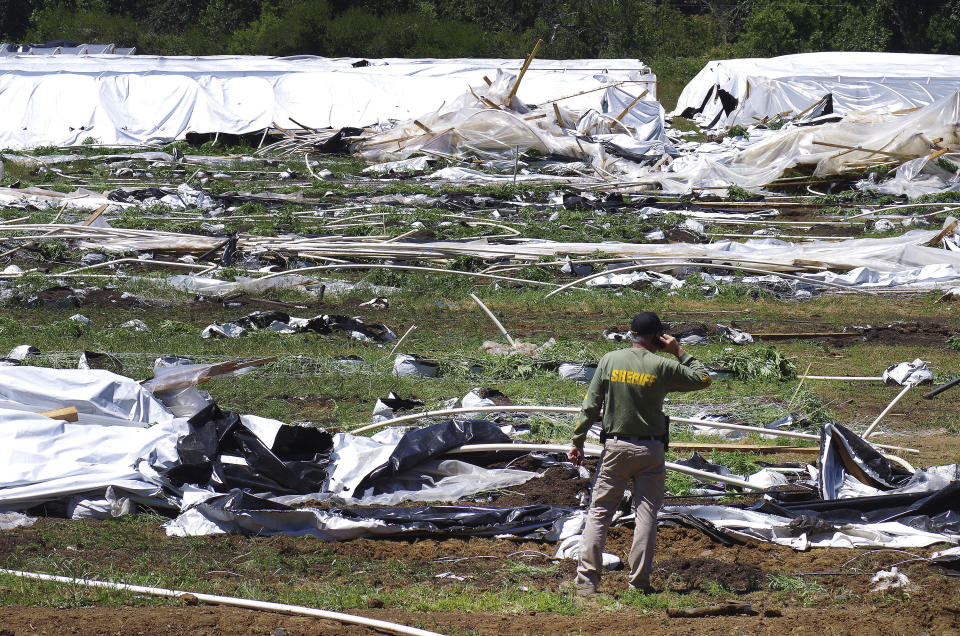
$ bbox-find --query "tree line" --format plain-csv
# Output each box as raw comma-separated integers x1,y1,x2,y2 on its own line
3,0,959,60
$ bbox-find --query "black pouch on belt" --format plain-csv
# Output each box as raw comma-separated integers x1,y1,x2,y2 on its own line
658,416,670,452
599,428,607,445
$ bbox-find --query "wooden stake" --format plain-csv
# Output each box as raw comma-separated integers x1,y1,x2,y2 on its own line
552,103,565,127
927,217,958,247
812,141,916,160
81,204,110,227
788,362,813,407
197,356,278,385
614,89,649,122
38,406,79,422
505,39,543,104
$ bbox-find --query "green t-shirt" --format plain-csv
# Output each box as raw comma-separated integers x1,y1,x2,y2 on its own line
571,348,711,448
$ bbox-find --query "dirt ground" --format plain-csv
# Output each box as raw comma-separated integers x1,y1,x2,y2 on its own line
2,525,958,635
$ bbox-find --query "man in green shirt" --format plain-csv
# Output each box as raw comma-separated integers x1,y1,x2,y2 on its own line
568,311,711,596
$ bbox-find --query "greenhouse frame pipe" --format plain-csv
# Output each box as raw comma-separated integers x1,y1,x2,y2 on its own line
351,406,919,454
544,262,863,298
0,569,442,636
445,443,763,491
672,416,918,454
253,263,577,289
862,385,913,439
350,405,578,434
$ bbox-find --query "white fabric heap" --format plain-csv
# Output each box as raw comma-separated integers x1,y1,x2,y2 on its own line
882,359,934,386
674,52,960,128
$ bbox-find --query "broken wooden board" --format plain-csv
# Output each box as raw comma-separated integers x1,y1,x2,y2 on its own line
37,406,79,422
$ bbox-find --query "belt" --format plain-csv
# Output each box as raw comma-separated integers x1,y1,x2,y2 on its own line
609,435,660,443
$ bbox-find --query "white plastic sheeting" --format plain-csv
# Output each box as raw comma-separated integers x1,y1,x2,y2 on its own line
0,367,173,426
0,186,131,211
0,55,653,149
324,428,533,500
649,91,960,193
356,69,664,165
0,407,186,510
674,52,960,128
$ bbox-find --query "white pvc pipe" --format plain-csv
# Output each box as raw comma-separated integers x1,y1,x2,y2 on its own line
544,261,863,299
446,443,764,490
800,375,884,381
862,384,912,439
0,569,442,636
351,406,919,454
350,405,578,434
469,293,516,346
254,263,569,288
673,416,918,454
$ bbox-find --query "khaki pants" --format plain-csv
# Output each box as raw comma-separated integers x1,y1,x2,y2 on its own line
576,438,665,591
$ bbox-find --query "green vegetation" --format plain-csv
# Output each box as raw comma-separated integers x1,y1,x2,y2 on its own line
767,573,829,607
711,345,797,382
726,125,749,139
948,335,960,351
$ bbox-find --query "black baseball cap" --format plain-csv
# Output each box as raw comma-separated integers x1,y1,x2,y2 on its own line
630,312,666,335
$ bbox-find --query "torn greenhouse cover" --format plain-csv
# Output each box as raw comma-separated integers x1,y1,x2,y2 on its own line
0,54,654,148
674,52,960,129
356,68,668,167
639,91,960,194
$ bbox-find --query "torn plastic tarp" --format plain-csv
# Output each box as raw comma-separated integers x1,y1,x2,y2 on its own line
819,422,956,499
351,420,511,496
0,366,173,426
393,354,439,377
0,186,131,211
160,404,333,496
663,500,959,550
164,488,575,539
0,407,186,510
371,393,424,425
165,274,317,297
716,324,754,344
200,312,394,343
277,458,537,508
673,52,960,129
882,359,934,386
859,154,960,197
0,511,36,529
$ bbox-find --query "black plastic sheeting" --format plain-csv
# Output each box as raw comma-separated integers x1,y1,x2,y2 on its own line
756,480,960,535
673,452,733,478
355,419,512,493
339,504,572,536
196,489,574,538
819,422,913,499
161,403,333,495
658,511,743,546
